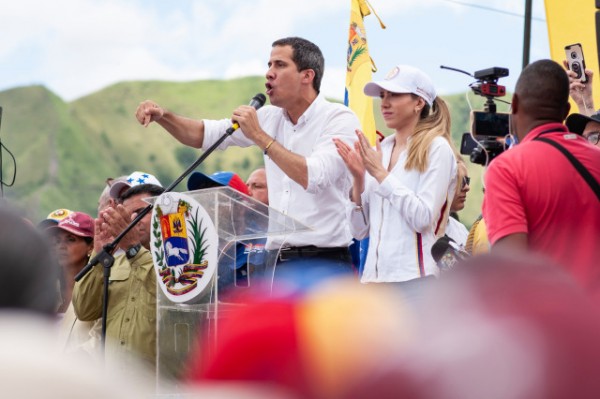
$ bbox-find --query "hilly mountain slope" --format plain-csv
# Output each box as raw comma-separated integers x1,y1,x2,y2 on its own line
0,78,268,222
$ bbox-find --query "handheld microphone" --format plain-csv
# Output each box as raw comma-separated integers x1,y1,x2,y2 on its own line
431,235,469,272
226,93,267,135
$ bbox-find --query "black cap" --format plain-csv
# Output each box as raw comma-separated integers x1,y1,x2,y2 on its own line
565,110,600,134
187,172,225,191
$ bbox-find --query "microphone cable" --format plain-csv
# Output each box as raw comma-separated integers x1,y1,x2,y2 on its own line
0,107,17,198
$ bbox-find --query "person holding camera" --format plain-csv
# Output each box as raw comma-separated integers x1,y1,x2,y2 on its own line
483,59,600,302
334,65,457,302
562,55,600,148
563,59,595,117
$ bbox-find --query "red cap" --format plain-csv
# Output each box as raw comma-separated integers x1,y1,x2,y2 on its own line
54,211,95,238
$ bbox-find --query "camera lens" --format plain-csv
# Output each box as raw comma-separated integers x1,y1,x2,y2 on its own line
572,62,582,78
571,51,578,59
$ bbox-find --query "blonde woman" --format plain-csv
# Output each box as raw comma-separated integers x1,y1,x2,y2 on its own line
334,65,457,299
446,157,471,247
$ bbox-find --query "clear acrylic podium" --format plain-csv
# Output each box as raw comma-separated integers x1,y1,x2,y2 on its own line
146,186,311,391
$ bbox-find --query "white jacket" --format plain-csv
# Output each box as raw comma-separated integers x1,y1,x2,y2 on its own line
349,136,457,282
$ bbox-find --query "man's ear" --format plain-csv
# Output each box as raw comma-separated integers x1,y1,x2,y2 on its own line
302,69,315,84
509,93,520,141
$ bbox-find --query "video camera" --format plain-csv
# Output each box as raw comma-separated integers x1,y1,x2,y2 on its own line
458,67,510,166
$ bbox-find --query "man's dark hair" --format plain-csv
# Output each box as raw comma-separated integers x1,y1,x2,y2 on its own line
272,37,324,93
119,183,165,203
514,59,570,121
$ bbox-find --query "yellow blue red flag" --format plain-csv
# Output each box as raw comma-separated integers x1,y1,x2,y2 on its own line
345,0,385,145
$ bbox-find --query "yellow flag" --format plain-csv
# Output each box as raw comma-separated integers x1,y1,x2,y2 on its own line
545,0,599,114
345,0,384,145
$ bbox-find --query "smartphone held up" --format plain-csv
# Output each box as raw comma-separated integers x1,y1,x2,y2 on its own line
565,43,587,83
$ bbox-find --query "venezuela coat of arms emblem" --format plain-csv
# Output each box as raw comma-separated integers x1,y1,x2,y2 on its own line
150,192,218,303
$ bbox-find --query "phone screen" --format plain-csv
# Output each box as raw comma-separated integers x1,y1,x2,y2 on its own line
460,133,478,155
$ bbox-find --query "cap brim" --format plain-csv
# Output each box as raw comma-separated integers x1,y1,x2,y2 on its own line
364,81,412,97
109,182,131,199
565,114,593,134
49,224,93,238
187,172,224,191
37,219,59,230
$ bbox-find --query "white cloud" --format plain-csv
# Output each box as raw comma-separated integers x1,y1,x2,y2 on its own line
1,0,177,98
321,67,347,101
223,59,265,80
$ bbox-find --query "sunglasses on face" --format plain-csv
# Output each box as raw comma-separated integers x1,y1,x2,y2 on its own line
462,176,471,189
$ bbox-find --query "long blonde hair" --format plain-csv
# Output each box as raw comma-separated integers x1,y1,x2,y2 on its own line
404,96,453,172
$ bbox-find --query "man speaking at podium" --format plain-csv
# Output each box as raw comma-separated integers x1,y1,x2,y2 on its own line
135,37,360,284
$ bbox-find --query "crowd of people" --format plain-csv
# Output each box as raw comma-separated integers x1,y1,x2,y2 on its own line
2,35,600,398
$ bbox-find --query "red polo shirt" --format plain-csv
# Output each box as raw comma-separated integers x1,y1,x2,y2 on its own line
483,123,600,296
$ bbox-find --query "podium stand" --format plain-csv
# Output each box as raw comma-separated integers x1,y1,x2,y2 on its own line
146,186,311,391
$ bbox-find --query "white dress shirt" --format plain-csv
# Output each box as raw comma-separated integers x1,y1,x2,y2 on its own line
203,94,360,250
349,135,457,283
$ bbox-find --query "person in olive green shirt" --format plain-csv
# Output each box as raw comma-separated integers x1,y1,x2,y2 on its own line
72,184,164,373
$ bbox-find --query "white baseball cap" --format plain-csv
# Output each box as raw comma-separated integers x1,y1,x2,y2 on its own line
363,64,436,106
109,171,162,199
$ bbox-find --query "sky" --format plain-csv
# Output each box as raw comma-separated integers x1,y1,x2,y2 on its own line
0,0,549,102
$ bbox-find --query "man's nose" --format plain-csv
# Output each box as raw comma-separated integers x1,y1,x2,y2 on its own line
266,67,275,80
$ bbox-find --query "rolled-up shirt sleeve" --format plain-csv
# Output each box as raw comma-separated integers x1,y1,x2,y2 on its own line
305,109,359,194
202,118,256,150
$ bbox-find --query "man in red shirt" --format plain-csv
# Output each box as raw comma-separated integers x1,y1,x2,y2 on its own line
483,59,600,298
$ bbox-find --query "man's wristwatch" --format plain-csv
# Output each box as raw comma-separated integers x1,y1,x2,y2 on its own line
125,244,142,259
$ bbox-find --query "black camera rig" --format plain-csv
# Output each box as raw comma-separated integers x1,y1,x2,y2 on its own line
471,67,508,113
468,67,510,165
441,65,510,166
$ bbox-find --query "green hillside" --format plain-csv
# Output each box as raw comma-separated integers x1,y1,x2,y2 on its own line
0,78,511,226
0,78,268,222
